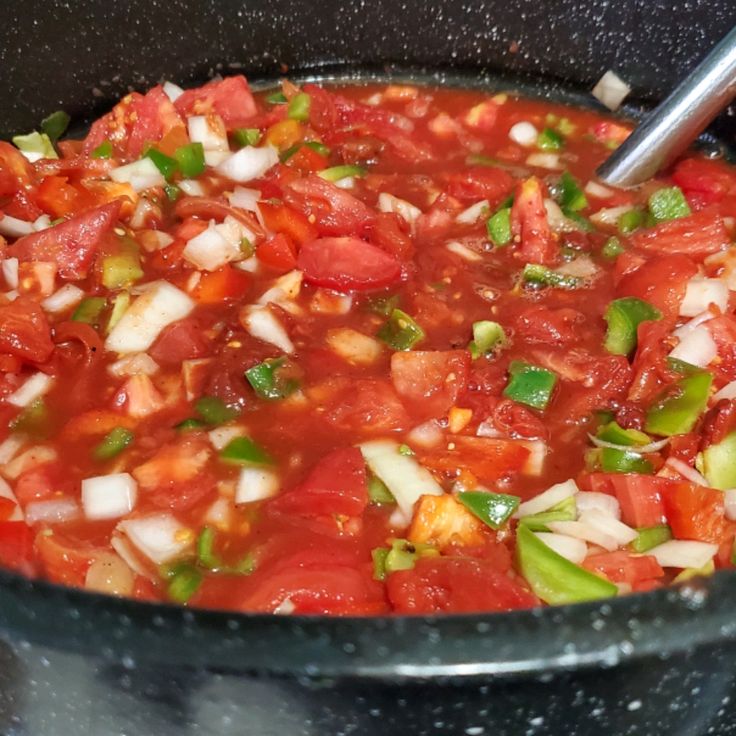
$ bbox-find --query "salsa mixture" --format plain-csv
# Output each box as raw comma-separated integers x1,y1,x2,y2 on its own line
1,75,736,615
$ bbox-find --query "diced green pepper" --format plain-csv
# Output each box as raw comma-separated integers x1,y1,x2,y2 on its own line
106,292,130,334
673,559,715,583
617,208,645,235
377,309,425,351
537,127,565,150
101,253,144,289
41,111,70,142
265,91,287,105
701,430,736,490
13,131,57,159
174,142,206,178
72,296,107,326
317,165,367,182
601,236,625,259
487,207,512,246
630,524,672,553
458,491,520,530
146,148,178,180
398,444,414,457
645,371,712,437
563,210,594,232
522,263,582,290
165,562,202,604
381,538,439,575
196,526,222,570
164,183,181,201
648,186,691,223
558,171,588,212
219,437,273,466
195,396,240,425
516,524,618,604
287,92,311,121
466,153,501,167
597,420,651,447
503,360,557,410
304,141,330,157
233,128,261,148
244,357,298,400
91,140,113,159
372,547,389,581
603,297,661,356
468,320,506,359
93,427,134,461
175,418,206,432
518,496,577,531
367,293,400,317
368,475,396,505
600,447,653,474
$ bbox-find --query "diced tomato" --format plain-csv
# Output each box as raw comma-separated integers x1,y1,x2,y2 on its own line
285,175,375,237
513,306,583,346
298,236,402,292
14,462,69,504
0,297,54,363
174,76,258,130
3,189,44,221
390,350,470,420
190,266,250,304
12,199,122,279
0,141,35,197
672,158,736,209
593,121,631,146
631,207,730,258
284,145,329,174
627,320,677,404
582,550,664,585
0,498,17,522
704,315,736,383
256,233,297,272
444,166,515,204
606,474,667,528
258,201,317,246
484,397,549,440
510,177,557,265
368,211,414,261
269,447,368,518
0,522,34,574
414,193,464,243
616,254,698,321
35,532,97,587
35,176,84,218
408,494,486,549
325,379,410,433
386,557,537,614
60,409,136,441
701,399,736,449
660,482,727,544
150,317,213,364
462,100,500,132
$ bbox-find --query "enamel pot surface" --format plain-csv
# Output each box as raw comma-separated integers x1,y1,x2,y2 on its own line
1,1,736,735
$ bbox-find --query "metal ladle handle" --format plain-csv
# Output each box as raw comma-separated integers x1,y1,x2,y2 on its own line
597,25,736,188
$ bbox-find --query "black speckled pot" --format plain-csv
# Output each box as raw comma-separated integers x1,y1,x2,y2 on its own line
2,2,736,734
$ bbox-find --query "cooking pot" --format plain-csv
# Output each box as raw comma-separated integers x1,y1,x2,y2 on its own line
2,1,736,734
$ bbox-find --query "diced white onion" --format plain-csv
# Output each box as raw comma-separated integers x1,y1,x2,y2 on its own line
476,420,502,438
584,180,614,199
42,284,84,313
724,489,736,521
359,439,443,526
664,457,708,486
679,278,729,317
204,150,231,167
235,467,280,504
326,328,383,365
378,192,422,225
648,540,718,569
25,497,80,525
163,81,184,102
0,435,26,466
547,519,620,552
208,426,244,451
81,473,137,520
178,179,206,197
117,513,193,565
0,215,34,238
406,420,445,449
590,205,633,227
592,70,632,111
456,200,489,225
7,372,54,408
216,145,279,183
187,115,229,151
241,305,294,354
258,270,303,308
525,153,562,170
228,187,262,213
182,220,242,272
234,256,260,273
110,158,166,192
556,255,600,280
309,290,353,315
106,280,195,354
520,440,548,476
446,240,482,261
672,309,716,339
333,176,356,189
588,433,669,454
714,380,736,402
2,445,56,480
0,478,23,521
578,509,638,546
33,215,52,232
668,325,717,368
516,479,578,518
2,258,19,289
108,353,159,378
534,532,587,563
576,491,621,520
544,199,578,232
204,496,232,528
509,121,538,147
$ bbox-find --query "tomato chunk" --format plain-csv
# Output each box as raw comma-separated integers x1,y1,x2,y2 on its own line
582,551,664,585
661,482,727,544
174,76,257,130
631,207,730,257
0,297,54,363
510,177,557,265
606,474,667,528
0,522,34,574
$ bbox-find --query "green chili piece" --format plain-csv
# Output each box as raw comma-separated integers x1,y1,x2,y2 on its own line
91,140,113,159
174,142,206,178
304,141,330,157
384,539,439,574
101,253,144,289
701,430,736,490
146,148,178,180
458,491,520,530
245,357,298,400
468,320,506,359
487,207,512,246
164,183,181,201
265,91,287,105
93,427,134,461
165,563,202,604
601,236,625,259
40,110,70,142
558,171,588,212
377,309,425,351
537,127,565,151
368,475,396,505
522,263,582,290
13,131,57,159
195,396,240,425
648,186,691,223
72,296,107,326
317,165,367,182
617,208,646,235
518,496,577,532
600,447,653,474
516,524,618,605
631,524,672,553
287,92,311,121
603,297,661,356
503,360,558,410
196,527,222,570
645,371,712,437
232,128,261,148
597,420,651,447
372,547,389,581
219,437,273,466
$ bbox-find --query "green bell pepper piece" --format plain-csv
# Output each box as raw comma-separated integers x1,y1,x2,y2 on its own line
13,131,57,159
597,420,651,447
486,207,512,246
72,296,107,326
287,92,311,121
503,360,558,410
174,142,206,178
648,186,691,223
601,236,625,259
600,448,653,474
219,437,273,466
537,127,565,150
91,140,113,159
232,128,261,148
701,430,736,490
558,171,588,212
377,309,425,350
645,371,712,437
367,475,396,505
522,263,582,290
630,524,672,553
41,111,70,142
101,253,143,289
518,496,577,531
165,562,202,604
458,491,520,530
603,297,661,356
196,526,222,570
93,427,134,461
317,165,366,182
146,148,178,180
468,320,506,359
195,396,240,425
245,357,298,400
617,208,646,235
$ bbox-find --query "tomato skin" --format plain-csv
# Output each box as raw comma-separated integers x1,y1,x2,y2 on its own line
12,199,122,280
672,158,736,209
149,317,213,365
444,166,515,204
256,233,298,272
510,177,557,265
36,176,83,218
325,379,410,433
258,201,318,245
513,306,583,346
368,211,414,261
0,141,35,197
190,266,250,304
582,551,664,585
631,207,730,257
391,350,470,420
269,447,368,518
174,76,258,130
601,474,667,528
284,145,329,174
661,482,727,544
0,297,54,363
387,557,538,614
0,522,34,574
298,236,402,292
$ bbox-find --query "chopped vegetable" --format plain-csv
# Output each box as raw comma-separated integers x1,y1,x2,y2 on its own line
503,361,558,410
146,148,179,180
468,320,506,359
232,128,261,147
648,187,691,223
174,142,206,178
487,207,512,246
603,297,661,356
537,127,565,151
318,165,367,182
245,357,298,400
93,427,135,461
558,172,588,212
377,309,425,351
195,396,240,424
631,524,672,553
522,263,582,290
458,491,520,529
220,437,273,466
40,110,71,142
645,371,712,437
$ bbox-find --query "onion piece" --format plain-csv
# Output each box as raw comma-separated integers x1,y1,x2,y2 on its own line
456,200,489,225
588,433,669,454
208,426,244,451
2,258,19,289
163,81,184,102
592,70,631,111
235,467,280,504
544,199,578,232
578,509,638,546
714,380,736,402
584,180,614,199
0,214,34,238
117,513,194,565
534,532,588,564
590,205,633,227
81,473,138,520
509,121,538,147
110,158,166,192
0,435,26,469
576,491,621,520
182,219,244,272
378,192,422,225
178,179,206,197
516,479,578,518
2,445,57,480
547,519,620,552
525,153,562,170
668,325,717,368
216,146,279,183
188,115,229,151
7,372,54,408
672,309,716,339
664,457,708,486
520,440,548,476
228,187,262,213
679,277,729,317
42,284,85,313
648,540,718,569
257,270,303,308
240,305,294,354
406,420,445,449
446,241,483,262
25,497,81,525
